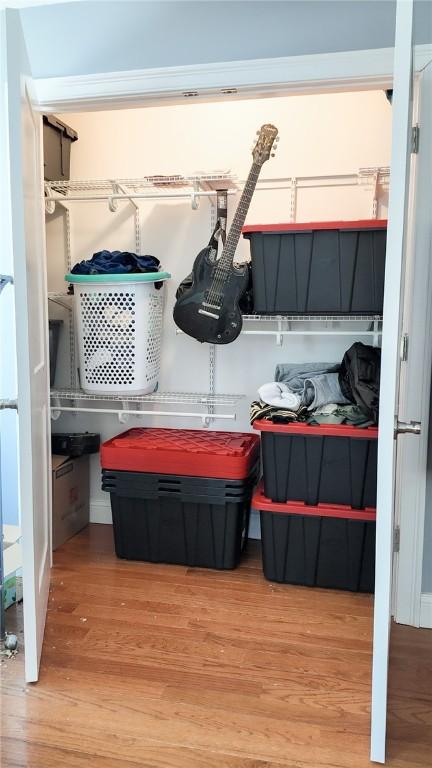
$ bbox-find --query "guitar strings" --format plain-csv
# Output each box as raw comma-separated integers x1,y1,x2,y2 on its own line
206,165,261,306
207,169,259,304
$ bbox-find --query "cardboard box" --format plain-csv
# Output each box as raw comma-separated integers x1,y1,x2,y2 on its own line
52,454,89,550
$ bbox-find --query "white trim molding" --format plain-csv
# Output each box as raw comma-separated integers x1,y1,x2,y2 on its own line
33,45,432,113
420,593,432,628
90,499,112,525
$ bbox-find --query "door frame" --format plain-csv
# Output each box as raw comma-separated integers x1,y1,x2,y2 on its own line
34,45,432,113
33,39,432,626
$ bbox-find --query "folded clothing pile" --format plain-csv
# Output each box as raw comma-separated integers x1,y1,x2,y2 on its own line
71,250,161,275
251,342,380,427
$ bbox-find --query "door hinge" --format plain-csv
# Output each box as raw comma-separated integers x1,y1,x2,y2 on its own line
411,124,420,154
400,333,409,361
393,526,401,553
0,399,18,411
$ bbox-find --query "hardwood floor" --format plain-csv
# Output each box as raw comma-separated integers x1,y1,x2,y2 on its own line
1,524,431,767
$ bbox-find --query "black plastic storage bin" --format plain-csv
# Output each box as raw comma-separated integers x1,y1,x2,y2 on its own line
43,115,78,182
52,432,101,458
242,220,387,314
48,319,62,386
102,468,259,500
100,428,260,569
253,420,378,508
102,469,255,569
254,483,376,592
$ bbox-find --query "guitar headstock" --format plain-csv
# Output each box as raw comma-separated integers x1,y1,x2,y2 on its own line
252,124,279,166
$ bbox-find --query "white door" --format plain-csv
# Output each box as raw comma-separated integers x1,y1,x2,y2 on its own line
392,58,432,627
2,9,51,682
370,0,415,762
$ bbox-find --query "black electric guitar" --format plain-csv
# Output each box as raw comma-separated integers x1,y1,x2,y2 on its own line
173,124,279,344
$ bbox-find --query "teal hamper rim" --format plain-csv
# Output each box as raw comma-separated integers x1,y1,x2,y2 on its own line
65,271,171,284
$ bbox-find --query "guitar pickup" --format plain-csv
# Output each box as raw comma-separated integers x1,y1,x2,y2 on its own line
198,308,220,320
202,301,221,310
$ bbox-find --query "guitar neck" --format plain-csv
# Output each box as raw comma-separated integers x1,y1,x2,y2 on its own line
218,162,262,271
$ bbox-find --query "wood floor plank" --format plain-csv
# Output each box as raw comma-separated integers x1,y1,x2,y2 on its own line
1,525,431,768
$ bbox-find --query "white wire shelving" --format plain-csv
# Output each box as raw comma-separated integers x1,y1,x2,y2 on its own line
176,314,383,346
47,167,387,423
48,292,72,311
44,166,390,218
238,166,389,220
51,291,383,347
50,389,245,426
241,313,383,346
44,172,239,213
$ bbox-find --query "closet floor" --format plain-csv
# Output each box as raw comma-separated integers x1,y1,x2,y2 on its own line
1,524,431,768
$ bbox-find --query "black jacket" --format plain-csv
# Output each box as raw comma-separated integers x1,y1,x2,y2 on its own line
339,342,381,424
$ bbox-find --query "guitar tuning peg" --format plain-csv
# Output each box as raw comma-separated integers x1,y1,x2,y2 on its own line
256,130,260,135
271,153,276,157
274,136,280,142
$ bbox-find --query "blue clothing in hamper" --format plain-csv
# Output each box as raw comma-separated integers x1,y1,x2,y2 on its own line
71,250,160,275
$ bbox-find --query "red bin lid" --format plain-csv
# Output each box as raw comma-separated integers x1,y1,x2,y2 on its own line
252,482,376,521
100,428,260,479
253,420,378,439
242,219,387,234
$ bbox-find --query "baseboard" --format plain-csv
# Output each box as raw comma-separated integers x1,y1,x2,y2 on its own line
420,593,432,628
249,510,261,540
90,499,262,539
90,499,112,524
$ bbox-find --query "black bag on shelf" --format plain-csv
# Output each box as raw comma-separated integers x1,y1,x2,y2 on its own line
338,342,381,424
51,432,101,458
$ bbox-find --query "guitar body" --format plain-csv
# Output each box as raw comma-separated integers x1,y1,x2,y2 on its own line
173,246,249,344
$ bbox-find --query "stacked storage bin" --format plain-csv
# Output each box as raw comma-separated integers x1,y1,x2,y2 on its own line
241,219,383,592
101,428,260,569
252,421,378,592
242,220,387,315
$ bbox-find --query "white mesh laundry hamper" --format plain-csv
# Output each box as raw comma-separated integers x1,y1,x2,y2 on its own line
67,272,171,395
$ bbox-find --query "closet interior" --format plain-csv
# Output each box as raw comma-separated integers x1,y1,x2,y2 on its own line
44,88,390,595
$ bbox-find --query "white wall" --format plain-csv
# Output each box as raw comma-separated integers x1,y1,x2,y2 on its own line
18,0,430,80
46,89,391,525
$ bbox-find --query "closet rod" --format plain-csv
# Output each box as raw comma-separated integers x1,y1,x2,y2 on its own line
45,190,237,203
251,180,359,192
241,329,381,336
50,406,236,420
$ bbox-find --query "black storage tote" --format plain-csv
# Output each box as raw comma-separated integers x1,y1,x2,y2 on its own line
253,483,376,592
102,469,254,569
51,432,101,458
242,220,387,315
253,420,378,508
43,115,78,182
100,428,260,569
